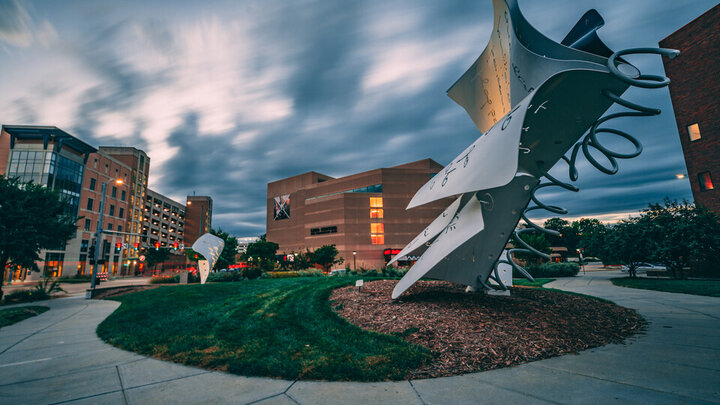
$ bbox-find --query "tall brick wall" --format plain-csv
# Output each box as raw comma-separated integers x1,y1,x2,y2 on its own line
660,4,720,213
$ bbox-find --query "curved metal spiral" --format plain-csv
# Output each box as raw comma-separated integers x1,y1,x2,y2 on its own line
483,47,678,291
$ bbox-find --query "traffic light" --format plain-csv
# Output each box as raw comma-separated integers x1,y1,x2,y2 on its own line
115,242,122,252
133,242,139,250
155,242,160,250
88,244,96,261
173,242,178,251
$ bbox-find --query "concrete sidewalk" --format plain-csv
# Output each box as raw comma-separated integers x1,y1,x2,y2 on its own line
0,272,718,404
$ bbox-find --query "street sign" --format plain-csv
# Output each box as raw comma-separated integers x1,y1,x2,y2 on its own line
139,255,146,262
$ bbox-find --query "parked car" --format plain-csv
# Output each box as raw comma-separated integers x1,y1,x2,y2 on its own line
620,263,666,273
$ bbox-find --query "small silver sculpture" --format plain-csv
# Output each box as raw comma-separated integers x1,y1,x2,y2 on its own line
391,0,678,298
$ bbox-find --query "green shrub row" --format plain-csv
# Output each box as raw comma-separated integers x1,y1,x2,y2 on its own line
2,278,65,304
261,269,326,279
512,262,579,278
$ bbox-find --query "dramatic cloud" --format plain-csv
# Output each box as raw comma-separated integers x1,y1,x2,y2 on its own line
0,0,715,236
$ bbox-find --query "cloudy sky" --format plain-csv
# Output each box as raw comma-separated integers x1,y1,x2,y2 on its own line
0,0,715,236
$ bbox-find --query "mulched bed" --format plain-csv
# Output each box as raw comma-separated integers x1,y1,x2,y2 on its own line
330,280,646,378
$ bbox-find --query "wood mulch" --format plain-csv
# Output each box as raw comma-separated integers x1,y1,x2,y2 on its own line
330,280,646,379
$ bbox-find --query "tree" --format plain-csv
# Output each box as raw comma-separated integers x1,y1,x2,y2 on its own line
0,176,77,300
603,219,652,278
244,234,279,262
311,244,344,272
144,248,169,271
641,200,720,279
543,217,578,252
210,228,239,269
572,218,608,259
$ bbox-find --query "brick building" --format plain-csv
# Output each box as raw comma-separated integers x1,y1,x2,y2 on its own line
660,4,720,213
266,159,448,269
1,125,214,282
184,196,213,246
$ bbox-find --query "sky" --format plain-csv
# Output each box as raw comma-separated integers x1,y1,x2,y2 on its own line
0,0,715,237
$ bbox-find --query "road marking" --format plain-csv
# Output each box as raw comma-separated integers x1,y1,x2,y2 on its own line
0,357,52,368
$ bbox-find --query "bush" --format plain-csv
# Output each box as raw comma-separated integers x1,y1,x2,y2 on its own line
261,269,326,279
208,272,244,283
513,262,579,278
348,268,382,277
2,278,65,304
149,275,179,284
241,267,262,280
384,266,409,278
3,288,49,304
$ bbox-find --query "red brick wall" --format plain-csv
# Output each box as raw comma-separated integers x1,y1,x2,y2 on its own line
660,4,720,212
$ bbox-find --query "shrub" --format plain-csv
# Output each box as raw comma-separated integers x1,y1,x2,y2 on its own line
348,268,382,277
513,262,579,278
149,275,179,284
241,267,262,280
261,269,326,279
2,278,65,304
208,272,244,283
384,266,409,278
3,288,49,304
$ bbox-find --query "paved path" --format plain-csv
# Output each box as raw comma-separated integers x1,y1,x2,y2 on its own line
0,272,718,404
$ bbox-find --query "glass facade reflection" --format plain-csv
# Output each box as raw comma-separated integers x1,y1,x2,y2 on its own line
7,151,84,216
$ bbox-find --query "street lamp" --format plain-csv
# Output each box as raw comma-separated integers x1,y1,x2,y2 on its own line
90,178,123,290
353,250,357,270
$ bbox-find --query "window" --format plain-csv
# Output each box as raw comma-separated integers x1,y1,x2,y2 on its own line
370,197,383,208
310,226,338,235
89,178,96,190
688,123,701,142
86,198,94,211
107,223,113,230
699,171,714,190
105,163,109,174
370,209,383,219
109,205,115,216
93,158,98,169
111,186,117,198
84,219,91,231
80,239,89,252
121,190,126,201
117,225,122,233
118,207,124,218
371,234,385,245
370,223,385,233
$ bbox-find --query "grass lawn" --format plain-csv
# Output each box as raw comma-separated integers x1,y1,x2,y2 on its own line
513,278,555,287
97,277,431,381
611,277,720,297
0,306,49,328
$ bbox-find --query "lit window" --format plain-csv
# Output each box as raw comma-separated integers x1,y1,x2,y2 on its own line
370,197,383,208
688,123,701,142
371,234,385,245
370,223,384,233
370,209,384,219
698,171,714,190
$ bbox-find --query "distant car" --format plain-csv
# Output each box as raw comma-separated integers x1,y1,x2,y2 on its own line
620,263,666,273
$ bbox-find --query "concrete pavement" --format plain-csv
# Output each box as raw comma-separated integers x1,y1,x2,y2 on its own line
0,271,718,404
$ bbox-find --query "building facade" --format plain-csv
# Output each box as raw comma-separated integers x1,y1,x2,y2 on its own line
1,125,95,280
1,125,214,282
184,196,213,246
660,4,720,213
266,159,448,269
143,189,186,248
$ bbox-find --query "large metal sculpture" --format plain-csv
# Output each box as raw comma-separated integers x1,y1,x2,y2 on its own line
390,0,678,298
192,233,225,284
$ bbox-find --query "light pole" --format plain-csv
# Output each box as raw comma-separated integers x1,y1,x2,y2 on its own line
90,179,123,289
353,250,357,270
